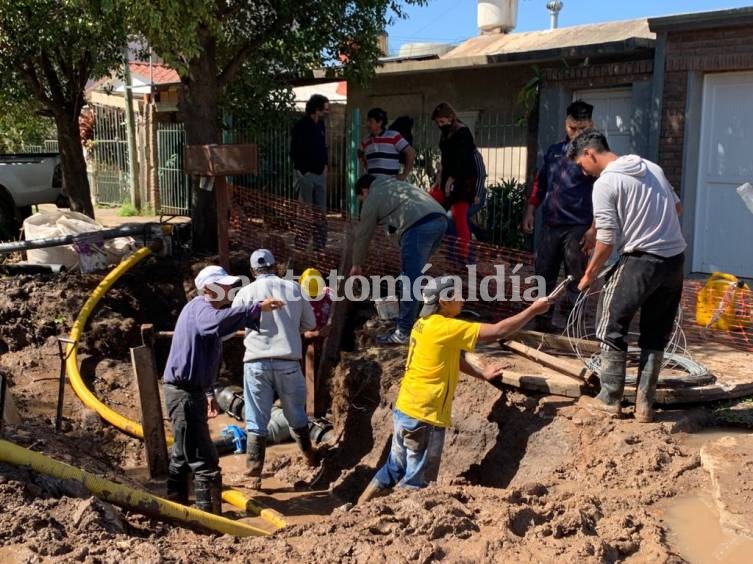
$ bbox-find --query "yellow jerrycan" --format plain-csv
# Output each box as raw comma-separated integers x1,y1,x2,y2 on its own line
695,272,752,331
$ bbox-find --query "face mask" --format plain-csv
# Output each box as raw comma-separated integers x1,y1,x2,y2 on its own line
440,124,452,135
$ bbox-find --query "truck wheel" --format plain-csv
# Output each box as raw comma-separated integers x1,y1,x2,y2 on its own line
0,193,20,241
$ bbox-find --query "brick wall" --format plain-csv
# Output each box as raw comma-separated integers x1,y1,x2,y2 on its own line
659,26,753,187
541,59,653,89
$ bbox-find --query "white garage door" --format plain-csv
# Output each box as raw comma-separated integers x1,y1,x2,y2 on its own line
573,88,632,156
694,72,753,277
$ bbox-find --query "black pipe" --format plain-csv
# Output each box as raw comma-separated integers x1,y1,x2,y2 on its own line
0,223,163,256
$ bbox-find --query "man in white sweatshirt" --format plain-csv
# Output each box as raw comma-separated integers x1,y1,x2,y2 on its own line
568,130,686,423
232,249,318,488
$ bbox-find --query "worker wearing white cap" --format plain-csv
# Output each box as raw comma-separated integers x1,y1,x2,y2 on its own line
163,265,283,514
232,249,319,489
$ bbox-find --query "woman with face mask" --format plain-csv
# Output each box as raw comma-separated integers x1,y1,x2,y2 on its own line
430,102,478,265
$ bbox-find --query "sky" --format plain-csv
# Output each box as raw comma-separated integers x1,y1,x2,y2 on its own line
385,0,753,55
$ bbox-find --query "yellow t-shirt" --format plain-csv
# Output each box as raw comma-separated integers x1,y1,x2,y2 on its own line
395,314,480,428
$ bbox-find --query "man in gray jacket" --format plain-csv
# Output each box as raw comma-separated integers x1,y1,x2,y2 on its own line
569,130,686,423
350,174,448,344
232,249,318,489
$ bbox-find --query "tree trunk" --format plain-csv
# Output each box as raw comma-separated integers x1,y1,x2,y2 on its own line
179,36,221,254
55,108,94,218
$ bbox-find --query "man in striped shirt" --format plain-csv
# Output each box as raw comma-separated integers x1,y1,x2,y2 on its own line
359,108,416,180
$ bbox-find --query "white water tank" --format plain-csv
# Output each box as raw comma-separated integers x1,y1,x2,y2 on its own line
478,0,518,33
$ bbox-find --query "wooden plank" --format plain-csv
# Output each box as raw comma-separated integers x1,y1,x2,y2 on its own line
216,176,230,270
1,373,22,426
513,330,602,356
304,340,316,416
503,339,587,380
131,345,169,479
315,224,354,417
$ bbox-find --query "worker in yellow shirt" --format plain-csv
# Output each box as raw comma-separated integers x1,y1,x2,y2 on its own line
357,276,550,504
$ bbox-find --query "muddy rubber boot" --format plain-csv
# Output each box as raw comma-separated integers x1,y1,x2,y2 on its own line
580,349,626,418
635,349,663,423
165,472,190,505
357,479,386,505
244,432,265,490
291,426,319,467
194,476,222,515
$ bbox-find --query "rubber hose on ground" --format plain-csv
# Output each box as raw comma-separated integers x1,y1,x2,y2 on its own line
63,245,286,527
0,439,268,537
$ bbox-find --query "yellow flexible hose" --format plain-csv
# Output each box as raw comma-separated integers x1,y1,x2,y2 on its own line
0,439,268,537
63,245,288,529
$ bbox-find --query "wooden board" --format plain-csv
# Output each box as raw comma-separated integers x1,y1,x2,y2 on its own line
502,339,587,380
1,374,22,426
131,346,169,479
467,342,753,406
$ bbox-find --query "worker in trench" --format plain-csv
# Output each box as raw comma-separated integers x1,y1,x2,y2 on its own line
358,276,551,504
162,265,283,514
232,249,321,490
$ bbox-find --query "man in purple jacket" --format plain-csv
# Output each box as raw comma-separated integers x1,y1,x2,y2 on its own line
163,265,282,514
522,100,597,331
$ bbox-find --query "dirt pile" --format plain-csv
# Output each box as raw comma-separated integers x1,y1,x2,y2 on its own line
0,255,749,562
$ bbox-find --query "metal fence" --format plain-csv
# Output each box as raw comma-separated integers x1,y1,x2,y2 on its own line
90,104,130,206
156,123,190,215
155,109,350,216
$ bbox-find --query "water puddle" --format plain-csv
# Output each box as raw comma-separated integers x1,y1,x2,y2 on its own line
677,427,752,451
663,491,753,564
664,427,753,563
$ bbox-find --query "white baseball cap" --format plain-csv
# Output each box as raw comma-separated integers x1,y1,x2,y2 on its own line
195,265,240,291
250,248,275,270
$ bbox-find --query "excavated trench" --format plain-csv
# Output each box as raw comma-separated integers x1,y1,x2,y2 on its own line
1,254,753,561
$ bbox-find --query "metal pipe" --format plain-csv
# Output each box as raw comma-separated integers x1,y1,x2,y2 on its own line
547,1,563,30
0,223,162,255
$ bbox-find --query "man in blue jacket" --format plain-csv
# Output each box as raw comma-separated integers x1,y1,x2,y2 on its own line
522,100,597,330
163,265,282,514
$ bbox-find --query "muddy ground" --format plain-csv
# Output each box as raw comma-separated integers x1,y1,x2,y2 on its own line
1,254,752,563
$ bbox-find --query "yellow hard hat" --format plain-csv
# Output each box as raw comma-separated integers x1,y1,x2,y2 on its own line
300,268,324,298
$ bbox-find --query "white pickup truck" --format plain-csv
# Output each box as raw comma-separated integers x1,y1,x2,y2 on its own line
0,153,67,240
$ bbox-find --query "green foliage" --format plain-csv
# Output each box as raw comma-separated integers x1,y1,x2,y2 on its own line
0,98,55,153
128,0,426,129
117,200,139,217
483,178,531,250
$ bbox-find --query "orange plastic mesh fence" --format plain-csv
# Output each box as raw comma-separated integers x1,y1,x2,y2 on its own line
228,184,753,352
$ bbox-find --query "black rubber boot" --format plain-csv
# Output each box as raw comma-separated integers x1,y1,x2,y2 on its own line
194,475,222,515
291,425,319,467
245,432,266,490
635,349,663,423
581,349,626,417
166,472,190,505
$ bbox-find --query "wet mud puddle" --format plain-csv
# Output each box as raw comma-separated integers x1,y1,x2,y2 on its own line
663,428,753,563
663,491,753,564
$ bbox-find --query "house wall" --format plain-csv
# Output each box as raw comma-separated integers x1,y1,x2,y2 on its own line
658,26,753,189
538,58,654,159
349,65,533,122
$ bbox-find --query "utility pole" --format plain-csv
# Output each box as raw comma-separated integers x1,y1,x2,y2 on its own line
123,47,141,210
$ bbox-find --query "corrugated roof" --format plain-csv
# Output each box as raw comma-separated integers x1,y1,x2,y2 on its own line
442,18,653,59
128,61,180,85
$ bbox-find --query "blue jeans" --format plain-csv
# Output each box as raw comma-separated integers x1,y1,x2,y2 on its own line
243,359,309,437
372,409,446,490
295,172,327,251
398,216,447,334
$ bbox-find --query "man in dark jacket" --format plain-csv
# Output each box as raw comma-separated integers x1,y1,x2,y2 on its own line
290,94,329,251
163,265,282,514
522,100,597,330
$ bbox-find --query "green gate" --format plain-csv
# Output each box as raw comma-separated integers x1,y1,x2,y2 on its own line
156,124,190,216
